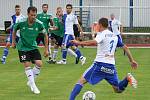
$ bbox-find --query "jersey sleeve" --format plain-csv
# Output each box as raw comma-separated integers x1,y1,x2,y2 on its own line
94,32,105,44
13,22,20,32
116,20,121,25
74,15,79,25
39,23,47,34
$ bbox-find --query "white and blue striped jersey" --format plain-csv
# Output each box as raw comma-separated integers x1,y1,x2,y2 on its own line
64,13,78,35
110,18,121,35
94,29,118,65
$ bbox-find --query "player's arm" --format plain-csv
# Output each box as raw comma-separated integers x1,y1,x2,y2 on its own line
122,45,138,69
71,40,97,46
44,33,49,57
12,23,19,48
120,24,123,35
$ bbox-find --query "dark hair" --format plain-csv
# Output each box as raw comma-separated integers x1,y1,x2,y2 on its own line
66,4,73,9
98,18,108,28
15,5,20,8
27,6,37,13
42,4,48,8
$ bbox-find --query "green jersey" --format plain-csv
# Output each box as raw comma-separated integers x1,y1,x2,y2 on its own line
14,18,46,51
37,12,52,32
51,17,64,37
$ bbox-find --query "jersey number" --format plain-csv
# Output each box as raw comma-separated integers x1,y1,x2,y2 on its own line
110,40,114,53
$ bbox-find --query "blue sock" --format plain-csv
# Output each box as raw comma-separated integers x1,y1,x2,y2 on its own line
75,48,82,59
118,77,128,91
70,83,83,100
62,48,67,61
2,48,9,60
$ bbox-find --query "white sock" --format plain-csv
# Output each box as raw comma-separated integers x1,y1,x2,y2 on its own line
48,42,52,58
25,67,35,85
52,49,58,60
67,48,77,58
32,65,41,79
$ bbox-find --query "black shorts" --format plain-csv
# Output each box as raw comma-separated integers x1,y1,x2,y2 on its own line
36,33,45,45
18,49,42,63
50,33,63,46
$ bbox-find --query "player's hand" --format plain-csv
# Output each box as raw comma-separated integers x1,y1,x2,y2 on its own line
130,60,138,69
70,40,80,45
12,42,16,49
80,32,84,37
44,50,49,58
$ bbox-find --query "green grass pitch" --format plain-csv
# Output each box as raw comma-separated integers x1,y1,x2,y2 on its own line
0,47,149,100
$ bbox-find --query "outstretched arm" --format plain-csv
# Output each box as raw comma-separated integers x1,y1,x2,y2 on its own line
44,33,49,57
71,40,97,46
122,45,138,69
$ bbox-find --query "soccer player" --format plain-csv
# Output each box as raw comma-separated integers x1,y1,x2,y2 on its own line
69,18,138,100
57,4,86,65
12,6,48,94
109,13,126,55
47,7,77,64
36,4,53,60
0,5,25,64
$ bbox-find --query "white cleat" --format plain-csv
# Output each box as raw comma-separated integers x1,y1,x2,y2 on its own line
80,57,86,65
127,73,138,88
27,81,34,92
32,86,40,94
56,60,66,64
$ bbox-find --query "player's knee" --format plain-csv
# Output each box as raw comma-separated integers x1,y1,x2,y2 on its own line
6,43,11,48
78,77,87,85
23,62,32,68
35,60,42,67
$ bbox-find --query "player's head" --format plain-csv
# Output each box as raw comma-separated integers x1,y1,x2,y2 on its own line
15,5,21,15
42,4,48,13
56,7,63,16
110,13,115,20
98,17,108,31
27,6,37,22
66,4,73,14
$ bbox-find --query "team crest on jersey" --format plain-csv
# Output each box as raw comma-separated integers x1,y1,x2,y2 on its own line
35,28,38,31
23,27,25,30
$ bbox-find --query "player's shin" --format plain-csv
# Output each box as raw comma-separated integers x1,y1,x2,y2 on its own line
118,77,128,92
32,65,41,79
1,48,9,62
25,67,36,85
62,48,68,61
69,83,83,100
52,49,58,61
68,48,77,58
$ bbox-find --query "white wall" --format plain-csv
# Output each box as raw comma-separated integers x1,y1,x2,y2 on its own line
0,0,149,28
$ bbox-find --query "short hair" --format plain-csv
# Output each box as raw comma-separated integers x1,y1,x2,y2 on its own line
66,4,73,9
15,5,20,8
98,18,108,28
27,6,37,14
57,7,62,10
42,4,48,8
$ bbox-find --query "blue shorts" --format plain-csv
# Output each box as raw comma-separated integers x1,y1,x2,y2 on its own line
6,34,19,43
117,35,124,47
83,62,119,87
62,34,75,48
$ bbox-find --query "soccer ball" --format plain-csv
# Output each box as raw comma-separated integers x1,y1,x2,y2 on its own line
82,91,96,100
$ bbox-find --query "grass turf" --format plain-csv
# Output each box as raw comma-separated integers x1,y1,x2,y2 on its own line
0,47,149,100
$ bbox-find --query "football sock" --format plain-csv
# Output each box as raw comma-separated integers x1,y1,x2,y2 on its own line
62,48,68,61
52,49,58,60
70,83,83,100
68,48,77,58
2,48,9,60
25,67,35,85
118,77,128,91
74,48,82,59
32,65,41,79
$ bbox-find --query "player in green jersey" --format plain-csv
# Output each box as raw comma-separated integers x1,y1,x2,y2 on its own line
12,6,49,94
36,4,53,60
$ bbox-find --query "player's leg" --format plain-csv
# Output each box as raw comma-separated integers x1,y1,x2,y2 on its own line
18,50,40,94
57,34,70,64
70,77,87,100
1,35,11,64
67,48,77,58
70,62,104,100
71,46,86,65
